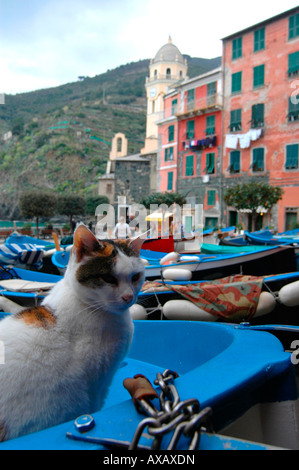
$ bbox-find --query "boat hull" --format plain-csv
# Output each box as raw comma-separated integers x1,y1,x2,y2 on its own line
0,321,297,450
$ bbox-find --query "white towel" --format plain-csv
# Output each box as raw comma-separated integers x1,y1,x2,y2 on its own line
225,134,239,149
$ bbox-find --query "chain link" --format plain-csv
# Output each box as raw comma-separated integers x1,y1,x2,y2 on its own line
128,369,213,450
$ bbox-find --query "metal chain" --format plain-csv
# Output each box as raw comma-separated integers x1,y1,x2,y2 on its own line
128,369,213,450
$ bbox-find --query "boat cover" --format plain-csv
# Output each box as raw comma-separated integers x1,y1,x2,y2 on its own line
0,244,44,269
142,274,264,322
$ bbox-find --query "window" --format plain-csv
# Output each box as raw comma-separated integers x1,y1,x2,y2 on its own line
186,120,195,139
207,190,216,206
286,144,299,169
253,64,265,88
232,71,242,93
168,125,174,142
232,37,242,59
251,103,264,128
288,95,299,121
185,155,194,176
164,147,174,161
207,82,216,96
167,172,173,190
289,13,299,40
229,151,240,173
184,216,193,232
288,51,299,76
230,109,242,131
171,99,178,115
187,89,195,111
166,68,171,77
254,28,265,52
205,115,215,135
252,148,264,172
206,153,215,174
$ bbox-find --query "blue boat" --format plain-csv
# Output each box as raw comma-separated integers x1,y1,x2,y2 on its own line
245,230,299,246
0,320,298,450
52,244,298,281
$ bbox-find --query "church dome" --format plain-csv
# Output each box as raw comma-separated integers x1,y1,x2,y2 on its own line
153,36,185,64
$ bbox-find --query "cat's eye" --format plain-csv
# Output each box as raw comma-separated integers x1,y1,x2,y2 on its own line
101,274,118,285
132,273,141,283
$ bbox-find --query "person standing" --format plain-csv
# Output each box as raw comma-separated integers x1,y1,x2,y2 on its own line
112,216,132,239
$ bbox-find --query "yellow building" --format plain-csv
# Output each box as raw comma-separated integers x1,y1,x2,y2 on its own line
141,37,188,155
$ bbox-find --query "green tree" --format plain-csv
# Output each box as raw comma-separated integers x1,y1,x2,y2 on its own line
11,116,25,136
85,195,109,216
56,194,85,228
19,190,57,236
224,182,284,230
139,192,186,209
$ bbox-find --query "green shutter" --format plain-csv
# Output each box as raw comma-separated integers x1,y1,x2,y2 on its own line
254,28,265,52
230,151,240,173
251,103,264,128
167,172,173,190
230,109,242,131
232,72,242,93
207,82,216,96
288,51,299,75
171,99,177,115
206,153,215,174
252,148,264,171
207,190,216,206
185,155,194,176
232,37,242,59
186,120,195,139
168,125,174,142
286,144,299,169
205,115,215,135
253,64,265,88
289,13,299,39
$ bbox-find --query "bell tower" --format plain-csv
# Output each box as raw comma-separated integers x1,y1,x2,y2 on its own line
141,37,188,155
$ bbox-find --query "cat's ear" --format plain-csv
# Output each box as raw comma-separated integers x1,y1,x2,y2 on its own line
128,231,149,255
73,224,102,262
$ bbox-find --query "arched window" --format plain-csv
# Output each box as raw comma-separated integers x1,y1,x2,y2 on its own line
166,68,171,78
154,69,158,77
117,137,122,152
152,100,155,113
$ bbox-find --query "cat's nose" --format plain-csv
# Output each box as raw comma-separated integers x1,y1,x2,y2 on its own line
122,293,134,304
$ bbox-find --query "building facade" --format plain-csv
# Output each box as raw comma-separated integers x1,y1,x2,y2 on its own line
222,7,299,232
157,67,223,230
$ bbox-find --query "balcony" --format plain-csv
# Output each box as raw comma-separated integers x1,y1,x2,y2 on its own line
175,94,223,118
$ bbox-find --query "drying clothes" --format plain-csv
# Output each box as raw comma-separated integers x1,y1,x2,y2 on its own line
225,134,239,149
239,133,251,149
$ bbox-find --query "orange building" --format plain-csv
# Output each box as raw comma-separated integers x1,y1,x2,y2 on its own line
222,7,299,232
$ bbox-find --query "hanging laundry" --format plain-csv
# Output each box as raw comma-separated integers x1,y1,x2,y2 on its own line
239,133,251,149
249,128,262,141
225,134,239,149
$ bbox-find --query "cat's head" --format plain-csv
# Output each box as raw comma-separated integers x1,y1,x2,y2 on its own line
66,224,145,314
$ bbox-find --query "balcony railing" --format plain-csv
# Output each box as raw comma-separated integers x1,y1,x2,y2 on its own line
177,94,223,117
163,94,223,119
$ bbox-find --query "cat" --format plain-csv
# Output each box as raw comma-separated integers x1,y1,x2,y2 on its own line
0,224,145,442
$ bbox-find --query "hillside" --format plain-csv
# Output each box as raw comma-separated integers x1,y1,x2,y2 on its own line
0,56,221,219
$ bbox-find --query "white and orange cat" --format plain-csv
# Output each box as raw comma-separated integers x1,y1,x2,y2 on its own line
0,224,145,441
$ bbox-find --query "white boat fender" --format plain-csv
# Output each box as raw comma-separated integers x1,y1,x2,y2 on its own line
42,248,56,257
159,252,180,265
179,255,200,263
278,280,299,307
162,299,217,322
162,268,192,281
129,304,147,320
65,244,73,252
254,291,276,317
140,258,150,266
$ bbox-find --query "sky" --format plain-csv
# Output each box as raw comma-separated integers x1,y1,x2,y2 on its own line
0,0,298,95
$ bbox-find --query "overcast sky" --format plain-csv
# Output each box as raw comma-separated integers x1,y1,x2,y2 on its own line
1,0,298,95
